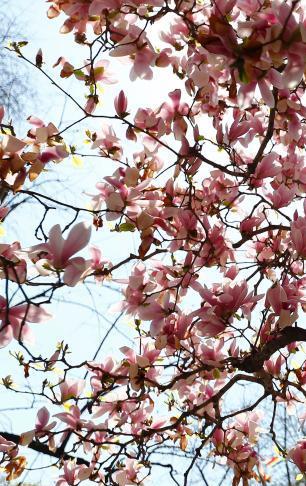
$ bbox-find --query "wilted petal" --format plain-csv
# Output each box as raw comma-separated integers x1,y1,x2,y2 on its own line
2,135,27,153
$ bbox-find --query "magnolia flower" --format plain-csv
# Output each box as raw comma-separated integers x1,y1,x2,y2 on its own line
110,28,156,81
20,407,56,446
0,241,27,283
86,59,116,84
253,152,281,181
112,459,144,486
266,282,300,329
0,435,18,458
265,184,295,209
56,461,92,486
26,222,91,286
291,215,306,258
0,297,52,348
0,105,4,123
114,90,128,117
54,405,86,430
59,377,85,402
1,135,27,153
288,439,306,472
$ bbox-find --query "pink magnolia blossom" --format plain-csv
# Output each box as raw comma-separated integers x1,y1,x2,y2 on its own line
112,459,144,486
0,242,27,283
226,115,251,145
1,135,27,153
27,117,58,143
212,426,260,483
89,0,122,14
0,105,4,123
233,411,263,444
87,59,116,84
114,90,128,117
240,213,264,234
264,354,284,377
291,205,306,258
154,313,192,348
84,95,98,114
39,145,68,164
20,407,56,446
81,245,110,282
253,152,281,181
0,298,52,348
197,280,262,328
199,338,226,366
296,364,306,386
0,205,9,220
91,125,122,159
110,27,157,81
59,378,85,402
88,356,119,393
288,439,306,472
266,280,304,329
55,405,87,430
157,89,189,140
26,222,91,286
56,461,92,486
160,17,189,48
120,344,160,389
265,184,296,208
0,435,18,458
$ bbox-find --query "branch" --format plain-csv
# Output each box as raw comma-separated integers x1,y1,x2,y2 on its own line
248,87,278,175
232,326,306,373
232,224,290,248
0,431,89,466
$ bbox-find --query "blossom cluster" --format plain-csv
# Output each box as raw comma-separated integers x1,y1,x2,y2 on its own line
1,0,306,484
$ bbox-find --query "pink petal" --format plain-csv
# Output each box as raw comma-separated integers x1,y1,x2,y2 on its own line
36,407,50,430
12,304,52,323
63,257,88,286
48,225,65,265
27,115,45,128
258,79,275,108
0,324,13,348
90,246,102,266
2,135,27,153
61,222,91,262
54,413,77,428
20,430,35,446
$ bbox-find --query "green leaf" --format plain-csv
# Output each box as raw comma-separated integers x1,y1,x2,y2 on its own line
17,41,28,48
94,66,105,78
118,222,136,232
74,69,85,79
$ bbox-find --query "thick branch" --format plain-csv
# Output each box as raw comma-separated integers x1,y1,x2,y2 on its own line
232,224,290,248
232,326,306,373
0,432,89,466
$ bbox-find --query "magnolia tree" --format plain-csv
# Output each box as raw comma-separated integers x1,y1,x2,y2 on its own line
1,0,306,484
0,1,36,119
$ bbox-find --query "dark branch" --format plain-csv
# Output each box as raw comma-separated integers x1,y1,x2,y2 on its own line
232,326,306,373
0,431,89,466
